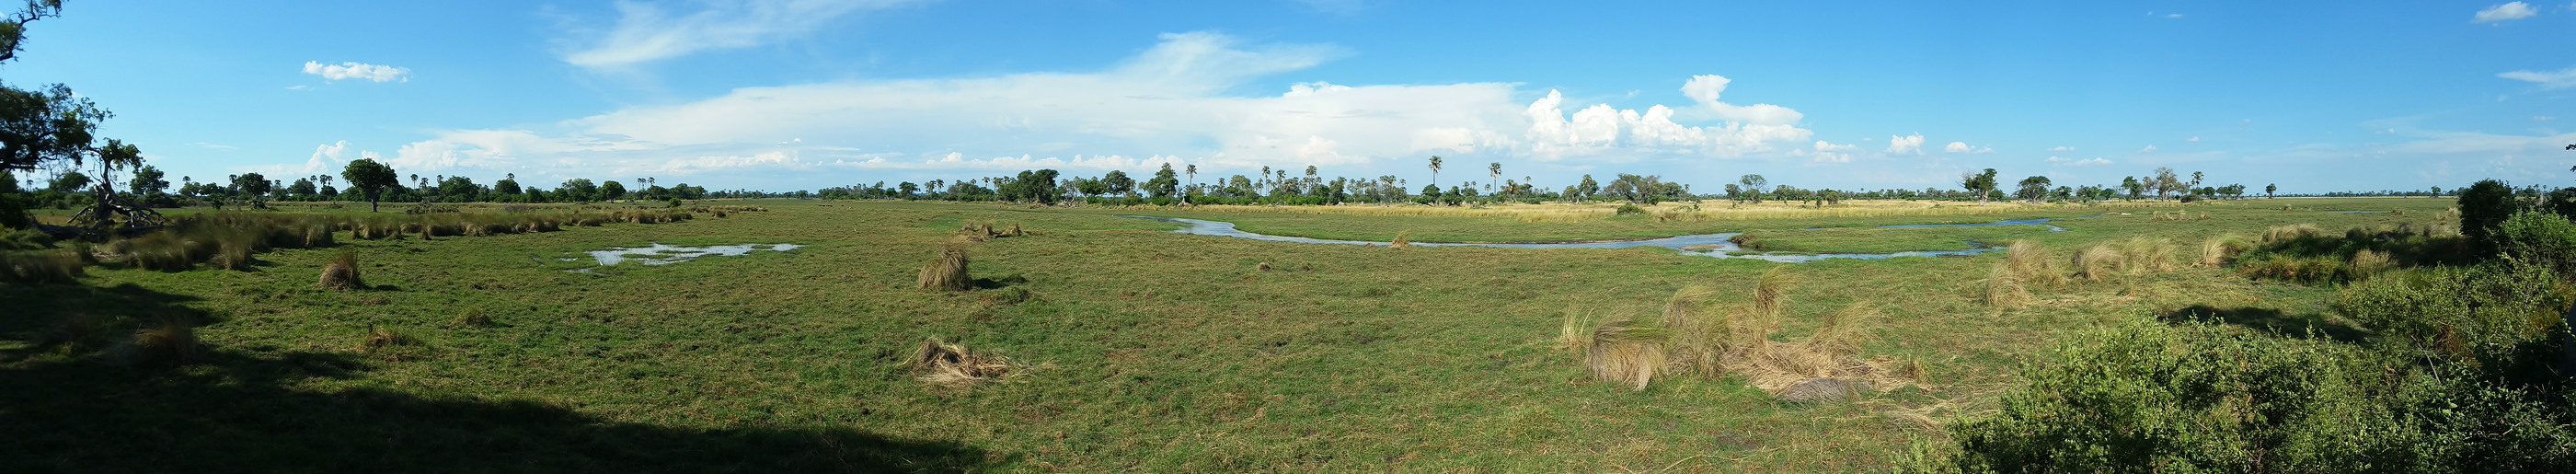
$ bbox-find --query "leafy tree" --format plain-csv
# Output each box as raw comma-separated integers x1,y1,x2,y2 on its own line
1102,169,1134,197
1738,174,1767,203
45,168,85,192
493,173,522,195
126,164,165,195
2266,183,2277,199
1144,163,1179,199
1576,174,1599,202
897,181,918,197
2121,176,2145,200
558,179,598,202
599,179,627,202
233,172,272,198
1959,168,1998,205
1486,162,1501,192
2151,167,2180,201
2015,176,2053,202
2457,179,2518,255
340,158,398,212
286,178,316,198
437,176,479,201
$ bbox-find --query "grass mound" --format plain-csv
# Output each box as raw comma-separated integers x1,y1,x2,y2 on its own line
908,339,1027,388
1583,268,1918,399
2,249,85,284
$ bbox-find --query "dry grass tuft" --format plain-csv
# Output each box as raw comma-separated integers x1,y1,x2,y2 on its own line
2004,240,2064,288
916,243,972,291
2117,237,2178,273
1581,275,1921,399
454,307,495,328
1388,230,1412,249
2260,224,2328,244
1979,262,2031,308
2072,245,2126,281
1584,318,1670,391
909,338,1028,388
2197,234,2250,267
1751,266,1794,323
209,242,255,271
1557,308,1594,353
318,250,364,290
2350,249,2392,279
1256,261,1272,272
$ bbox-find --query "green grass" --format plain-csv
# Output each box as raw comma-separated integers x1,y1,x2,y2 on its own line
0,197,2449,471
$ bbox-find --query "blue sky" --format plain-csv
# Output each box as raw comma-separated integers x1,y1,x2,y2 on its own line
11,0,2576,194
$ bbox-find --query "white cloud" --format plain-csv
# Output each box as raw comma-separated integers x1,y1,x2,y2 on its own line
2474,2,2538,22
2499,67,2576,89
2070,157,2112,167
302,61,409,82
1811,152,1851,163
1942,142,1993,154
564,0,936,68
1677,75,1803,125
305,32,1818,179
2045,156,2069,162
2048,145,2075,152
2138,145,2157,153
2537,116,2559,121
2167,14,2182,18
285,85,310,90
1884,133,1924,154
2187,136,2201,143
1815,140,1858,152
303,141,351,174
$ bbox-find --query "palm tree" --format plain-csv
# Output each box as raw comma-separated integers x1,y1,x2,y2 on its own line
1487,162,1501,192
1428,156,1443,189
1185,164,1197,191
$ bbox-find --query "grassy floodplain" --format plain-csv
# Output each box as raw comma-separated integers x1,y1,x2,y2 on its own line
0,197,2473,471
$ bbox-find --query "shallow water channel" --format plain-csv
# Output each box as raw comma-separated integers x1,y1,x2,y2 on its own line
1117,215,2066,263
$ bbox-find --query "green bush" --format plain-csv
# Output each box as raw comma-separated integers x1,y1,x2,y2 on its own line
3,227,53,250
2458,179,2518,254
1614,204,1645,215
2335,261,2568,366
2493,211,2576,278
1913,320,2576,473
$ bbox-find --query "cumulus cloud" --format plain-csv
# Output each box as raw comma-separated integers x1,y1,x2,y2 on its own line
1884,133,1924,154
302,141,351,174
302,62,409,82
2474,2,2538,22
309,32,1818,180
564,0,936,68
1942,142,1992,154
2500,66,2576,89
1815,141,1857,152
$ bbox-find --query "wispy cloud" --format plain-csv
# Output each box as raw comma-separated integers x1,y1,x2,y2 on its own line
1943,142,1992,154
303,62,409,82
2048,145,2074,152
2500,66,2576,88
563,0,937,69
2474,2,2539,22
2138,145,2157,153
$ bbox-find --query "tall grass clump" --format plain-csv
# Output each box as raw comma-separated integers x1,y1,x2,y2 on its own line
118,317,204,366
2071,245,2125,281
1,249,85,284
909,338,1029,388
1979,263,2030,308
1388,230,1412,249
2004,240,2064,287
2116,237,2178,273
1584,268,1918,399
2196,234,2249,267
916,242,972,291
318,250,364,291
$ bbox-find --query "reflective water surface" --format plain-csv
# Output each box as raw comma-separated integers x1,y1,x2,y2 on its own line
589,243,805,266
1118,215,2012,262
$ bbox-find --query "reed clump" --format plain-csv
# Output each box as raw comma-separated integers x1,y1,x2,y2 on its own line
121,317,203,366
916,243,972,291
1389,230,1412,249
2072,245,2126,281
1980,240,2062,307
2116,237,2179,273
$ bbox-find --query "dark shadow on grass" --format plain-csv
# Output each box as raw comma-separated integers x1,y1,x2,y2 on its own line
0,283,993,473
2159,305,2369,343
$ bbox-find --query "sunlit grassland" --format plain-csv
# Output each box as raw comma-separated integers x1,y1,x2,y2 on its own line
0,197,2464,471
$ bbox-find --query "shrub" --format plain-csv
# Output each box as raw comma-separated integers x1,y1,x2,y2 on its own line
2335,261,2569,365
1614,203,1645,215
1925,321,2404,473
2,227,53,250
2493,211,2576,277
